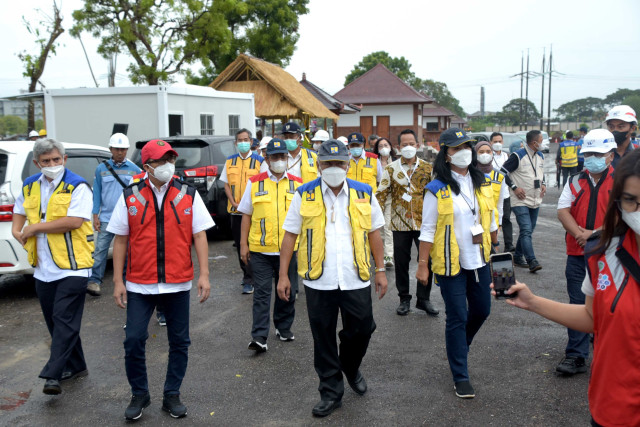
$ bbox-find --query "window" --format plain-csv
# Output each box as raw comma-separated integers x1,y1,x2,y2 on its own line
200,114,214,135
426,122,439,131
229,114,240,136
168,114,183,136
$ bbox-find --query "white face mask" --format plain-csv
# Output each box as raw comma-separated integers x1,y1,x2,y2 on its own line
313,143,322,152
448,148,472,168
321,167,347,187
621,210,640,235
492,143,503,152
401,146,417,159
40,164,64,180
149,163,175,183
379,147,391,157
477,153,493,165
270,159,287,174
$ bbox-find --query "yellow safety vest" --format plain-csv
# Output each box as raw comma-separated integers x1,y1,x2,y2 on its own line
560,141,579,168
299,148,319,183
426,177,494,277
297,178,372,281
248,172,302,253
347,153,378,193
490,170,504,225
225,153,263,213
21,171,95,270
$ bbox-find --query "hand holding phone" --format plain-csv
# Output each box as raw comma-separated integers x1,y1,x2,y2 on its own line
490,253,517,299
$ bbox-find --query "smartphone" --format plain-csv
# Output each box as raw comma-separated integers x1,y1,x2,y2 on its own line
490,253,517,299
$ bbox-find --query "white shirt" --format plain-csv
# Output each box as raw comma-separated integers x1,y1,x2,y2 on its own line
497,178,508,224
492,151,509,170
350,151,384,183
557,173,598,210
107,180,214,294
283,180,385,291
419,170,498,270
13,171,93,282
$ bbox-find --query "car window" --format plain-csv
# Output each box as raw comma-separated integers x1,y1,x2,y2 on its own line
0,154,7,184
211,139,237,164
22,151,110,186
172,145,207,169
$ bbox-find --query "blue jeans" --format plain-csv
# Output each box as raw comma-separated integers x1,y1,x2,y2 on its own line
436,264,491,383
124,290,191,396
512,206,539,263
565,255,589,358
89,225,115,285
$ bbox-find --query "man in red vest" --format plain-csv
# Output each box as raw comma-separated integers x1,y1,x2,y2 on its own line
555,129,616,376
108,139,214,421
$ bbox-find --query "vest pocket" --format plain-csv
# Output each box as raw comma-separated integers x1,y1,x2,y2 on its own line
352,201,372,230
49,194,72,220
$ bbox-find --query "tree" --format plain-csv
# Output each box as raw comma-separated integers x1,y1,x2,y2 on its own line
603,88,640,108
554,97,605,122
467,117,494,132
0,116,28,136
72,0,239,85
344,51,415,87
412,78,465,118
17,1,64,131
622,95,640,117
495,98,539,126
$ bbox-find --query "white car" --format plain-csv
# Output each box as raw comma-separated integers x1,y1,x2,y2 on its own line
0,141,111,276
515,130,550,153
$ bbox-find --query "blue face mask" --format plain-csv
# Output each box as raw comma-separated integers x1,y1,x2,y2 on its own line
350,147,363,158
584,156,607,173
237,142,251,154
284,139,298,151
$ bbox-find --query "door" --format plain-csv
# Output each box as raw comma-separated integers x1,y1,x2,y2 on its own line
168,114,183,136
360,116,373,140
376,116,390,139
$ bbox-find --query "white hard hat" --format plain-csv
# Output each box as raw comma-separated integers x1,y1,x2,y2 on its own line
605,105,637,123
337,136,348,145
580,129,617,154
28,130,39,138
259,137,272,150
109,133,130,148
311,130,330,142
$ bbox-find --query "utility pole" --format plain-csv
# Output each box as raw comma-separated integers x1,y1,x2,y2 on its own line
540,47,545,130
547,45,553,135
480,86,485,117
520,53,524,130
524,49,530,130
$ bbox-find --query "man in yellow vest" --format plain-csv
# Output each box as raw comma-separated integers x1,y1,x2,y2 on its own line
346,132,382,193
556,131,579,187
237,138,303,352
11,139,94,395
220,128,264,294
276,139,388,417
280,121,318,183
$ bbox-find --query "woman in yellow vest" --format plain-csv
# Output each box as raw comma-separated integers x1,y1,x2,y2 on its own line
416,128,498,400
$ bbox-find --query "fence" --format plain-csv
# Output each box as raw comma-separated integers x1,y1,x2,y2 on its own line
485,121,604,134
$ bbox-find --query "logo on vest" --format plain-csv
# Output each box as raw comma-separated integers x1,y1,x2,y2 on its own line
440,188,451,199
306,192,315,201
129,196,136,203
596,273,611,291
184,207,192,215
128,206,138,216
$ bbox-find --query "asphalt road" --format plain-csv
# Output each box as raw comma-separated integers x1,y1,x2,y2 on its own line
0,144,593,426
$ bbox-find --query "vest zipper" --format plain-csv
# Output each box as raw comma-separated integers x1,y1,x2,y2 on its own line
170,201,181,224
610,273,630,313
154,188,170,284
140,202,149,224
276,181,280,251
585,176,604,230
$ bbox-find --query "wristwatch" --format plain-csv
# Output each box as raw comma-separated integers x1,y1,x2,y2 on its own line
375,267,386,273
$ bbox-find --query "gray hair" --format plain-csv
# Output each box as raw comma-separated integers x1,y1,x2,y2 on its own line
33,138,65,162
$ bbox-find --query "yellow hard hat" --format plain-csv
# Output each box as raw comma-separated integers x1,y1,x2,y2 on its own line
39,129,47,136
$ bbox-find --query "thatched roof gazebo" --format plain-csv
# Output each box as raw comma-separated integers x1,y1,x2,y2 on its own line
210,54,338,137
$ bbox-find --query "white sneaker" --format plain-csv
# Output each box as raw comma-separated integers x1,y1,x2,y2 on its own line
86,282,101,296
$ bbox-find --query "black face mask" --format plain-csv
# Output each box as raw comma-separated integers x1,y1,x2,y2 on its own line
612,130,629,145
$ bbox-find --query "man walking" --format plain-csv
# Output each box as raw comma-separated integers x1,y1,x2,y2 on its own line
277,139,387,417
376,129,438,316
87,133,140,296
501,130,546,273
11,139,94,395
238,139,303,352
266,121,318,183
605,105,637,168
346,132,382,192
556,131,579,187
109,139,213,420
489,132,514,252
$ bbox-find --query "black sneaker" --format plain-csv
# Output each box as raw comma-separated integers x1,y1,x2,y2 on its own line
157,312,167,326
248,337,268,352
528,259,542,273
275,329,295,341
396,300,410,316
124,393,150,421
555,356,587,376
504,245,516,253
513,256,528,267
454,381,475,399
415,299,439,316
43,379,61,395
162,394,187,418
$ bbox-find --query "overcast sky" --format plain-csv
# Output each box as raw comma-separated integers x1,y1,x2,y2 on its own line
1,0,639,116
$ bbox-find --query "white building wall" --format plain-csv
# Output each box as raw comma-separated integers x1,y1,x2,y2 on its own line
338,104,414,127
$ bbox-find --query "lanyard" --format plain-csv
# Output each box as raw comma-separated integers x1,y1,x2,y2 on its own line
526,150,538,178
459,178,477,219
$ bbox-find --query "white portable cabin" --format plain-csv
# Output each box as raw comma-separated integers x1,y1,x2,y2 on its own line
44,85,256,148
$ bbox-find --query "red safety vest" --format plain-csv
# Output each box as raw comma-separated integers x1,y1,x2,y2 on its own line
585,229,640,426
566,168,614,256
124,178,196,284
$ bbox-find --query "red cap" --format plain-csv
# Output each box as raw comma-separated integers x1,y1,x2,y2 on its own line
141,139,178,164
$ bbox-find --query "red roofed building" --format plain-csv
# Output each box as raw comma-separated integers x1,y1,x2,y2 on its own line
333,64,433,147
422,102,455,144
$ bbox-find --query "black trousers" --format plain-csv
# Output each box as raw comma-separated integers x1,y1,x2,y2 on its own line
502,197,513,249
305,285,376,400
562,166,578,187
392,230,432,302
231,214,254,285
35,276,88,380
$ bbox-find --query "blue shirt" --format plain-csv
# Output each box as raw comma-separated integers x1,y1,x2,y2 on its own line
576,138,584,160
92,159,141,222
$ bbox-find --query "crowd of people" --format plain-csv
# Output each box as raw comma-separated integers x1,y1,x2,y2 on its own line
9,104,639,424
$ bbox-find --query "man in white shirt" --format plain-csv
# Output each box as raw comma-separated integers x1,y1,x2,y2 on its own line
276,139,387,418
12,139,94,395
109,139,214,421
489,132,514,251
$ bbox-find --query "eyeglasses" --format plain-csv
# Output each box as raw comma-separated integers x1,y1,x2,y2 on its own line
616,198,640,213
583,152,609,158
147,156,177,166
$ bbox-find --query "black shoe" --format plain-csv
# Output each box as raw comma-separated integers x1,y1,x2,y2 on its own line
312,399,342,417
43,379,61,395
346,370,367,396
504,245,516,253
60,369,88,382
157,313,167,326
162,394,187,418
454,381,475,399
124,393,150,420
396,300,410,316
528,259,542,273
248,337,268,353
275,329,295,342
513,256,528,267
555,356,587,376
415,299,439,316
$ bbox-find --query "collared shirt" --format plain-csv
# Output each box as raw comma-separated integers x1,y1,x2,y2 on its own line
491,151,509,172
376,157,433,231
419,170,498,270
92,158,141,223
260,149,305,178
106,180,214,294
283,180,385,291
350,150,384,182
611,142,635,169
14,171,93,282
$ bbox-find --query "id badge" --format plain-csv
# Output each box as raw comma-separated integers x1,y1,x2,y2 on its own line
402,193,412,203
470,223,484,244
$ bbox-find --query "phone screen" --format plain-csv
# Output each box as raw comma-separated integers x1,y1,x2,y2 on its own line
490,254,516,299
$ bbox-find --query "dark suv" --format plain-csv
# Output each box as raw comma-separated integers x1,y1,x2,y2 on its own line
132,136,237,234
